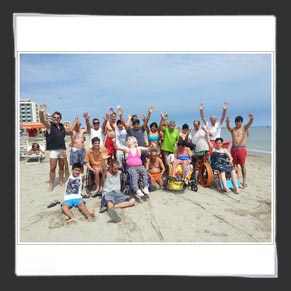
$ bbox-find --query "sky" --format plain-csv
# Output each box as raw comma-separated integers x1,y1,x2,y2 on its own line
19,53,273,127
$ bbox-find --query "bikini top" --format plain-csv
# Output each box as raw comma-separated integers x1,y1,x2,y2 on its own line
148,135,159,141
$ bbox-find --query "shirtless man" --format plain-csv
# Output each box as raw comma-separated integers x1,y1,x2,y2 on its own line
69,116,87,173
146,149,166,188
103,108,118,160
226,114,254,188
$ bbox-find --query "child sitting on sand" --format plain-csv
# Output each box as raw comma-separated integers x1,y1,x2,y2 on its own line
61,163,95,222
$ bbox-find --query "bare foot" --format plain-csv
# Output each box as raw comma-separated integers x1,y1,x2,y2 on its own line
65,217,77,223
87,208,96,220
223,187,231,193
235,188,241,194
99,186,103,193
47,185,54,192
59,181,64,187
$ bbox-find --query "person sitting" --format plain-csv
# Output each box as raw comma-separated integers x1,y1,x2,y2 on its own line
61,163,95,223
113,136,155,197
170,140,193,180
99,159,135,223
146,149,166,188
27,142,44,156
206,134,241,194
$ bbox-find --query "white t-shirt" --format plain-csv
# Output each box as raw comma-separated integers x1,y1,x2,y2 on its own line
90,127,104,147
63,174,83,201
189,128,209,152
206,121,222,140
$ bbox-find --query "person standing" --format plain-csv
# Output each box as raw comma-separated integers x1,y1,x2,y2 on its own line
39,104,70,191
83,112,105,147
199,102,228,141
226,114,254,188
69,116,87,173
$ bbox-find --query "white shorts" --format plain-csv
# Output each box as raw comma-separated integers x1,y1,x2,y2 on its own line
50,149,66,159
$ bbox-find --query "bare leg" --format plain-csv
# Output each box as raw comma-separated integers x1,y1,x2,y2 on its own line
171,160,180,177
113,198,135,209
63,156,70,180
58,158,65,186
220,172,231,192
62,203,77,223
48,158,58,191
78,201,95,220
230,169,241,194
241,163,247,187
92,167,102,193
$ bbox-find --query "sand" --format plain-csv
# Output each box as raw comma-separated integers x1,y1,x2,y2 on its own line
17,140,273,244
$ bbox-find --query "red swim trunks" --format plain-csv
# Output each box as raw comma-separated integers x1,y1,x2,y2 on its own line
105,137,116,157
231,146,247,165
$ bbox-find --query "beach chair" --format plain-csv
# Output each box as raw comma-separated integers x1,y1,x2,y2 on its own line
21,142,45,164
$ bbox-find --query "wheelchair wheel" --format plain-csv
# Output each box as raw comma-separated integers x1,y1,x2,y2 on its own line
198,161,213,187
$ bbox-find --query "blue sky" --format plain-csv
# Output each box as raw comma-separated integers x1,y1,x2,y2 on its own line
20,53,272,127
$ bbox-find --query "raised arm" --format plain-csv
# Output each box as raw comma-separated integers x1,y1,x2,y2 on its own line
199,103,207,125
102,113,109,134
142,106,154,129
219,102,228,125
225,117,233,132
112,138,127,152
244,114,254,130
205,131,214,149
39,104,51,132
158,112,168,132
118,107,130,130
83,112,91,135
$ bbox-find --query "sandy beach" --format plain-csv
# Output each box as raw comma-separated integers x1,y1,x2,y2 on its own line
17,138,273,244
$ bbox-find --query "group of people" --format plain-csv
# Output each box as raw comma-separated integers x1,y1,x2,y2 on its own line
38,102,254,223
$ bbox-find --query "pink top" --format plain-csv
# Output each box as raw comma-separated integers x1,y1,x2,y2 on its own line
126,149,142,167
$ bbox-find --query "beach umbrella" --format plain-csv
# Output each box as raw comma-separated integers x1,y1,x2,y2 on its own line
20,122,45,129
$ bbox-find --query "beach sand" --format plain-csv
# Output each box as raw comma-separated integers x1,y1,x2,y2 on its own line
18,144,273,243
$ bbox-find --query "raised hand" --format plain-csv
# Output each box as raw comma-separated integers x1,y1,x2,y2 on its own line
160,113,168,120
39,104,47,112
223,102,228,110
148,106,154,113
83,112,90,120
225,117,230,123
248,114,254,119
117,107,123,116
104,114,109,121
199,103,204,110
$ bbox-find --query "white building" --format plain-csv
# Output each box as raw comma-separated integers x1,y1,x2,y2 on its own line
19,99,40,123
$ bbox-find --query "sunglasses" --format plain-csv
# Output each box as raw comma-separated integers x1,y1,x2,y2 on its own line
93,122,100,125
53,116,60,120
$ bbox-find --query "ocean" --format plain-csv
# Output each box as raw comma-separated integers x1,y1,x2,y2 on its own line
220,126,272,157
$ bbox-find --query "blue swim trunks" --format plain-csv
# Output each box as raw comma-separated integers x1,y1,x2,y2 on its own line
62,198,85,208
70,148,86,165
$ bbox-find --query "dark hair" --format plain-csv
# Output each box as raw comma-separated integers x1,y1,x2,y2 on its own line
52,111,62,120
177,139,186,147
150,122,158,128
92,118,99,123
117,119,122,125
110,159,119,167
235,116,243,123
72,163,82,170
132,119,140,125
215,137,224,143
31,142,40,149
131,115,138,121
91,136,100,144
182,123,189,130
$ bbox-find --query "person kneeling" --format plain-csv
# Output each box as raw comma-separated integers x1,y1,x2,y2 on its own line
100,159,135,223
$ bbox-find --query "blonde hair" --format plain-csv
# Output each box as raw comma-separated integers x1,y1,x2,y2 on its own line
127,136,138,147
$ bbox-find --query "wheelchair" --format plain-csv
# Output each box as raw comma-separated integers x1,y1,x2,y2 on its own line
84,168,103,195
120,165,153,200
164,155,198,192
